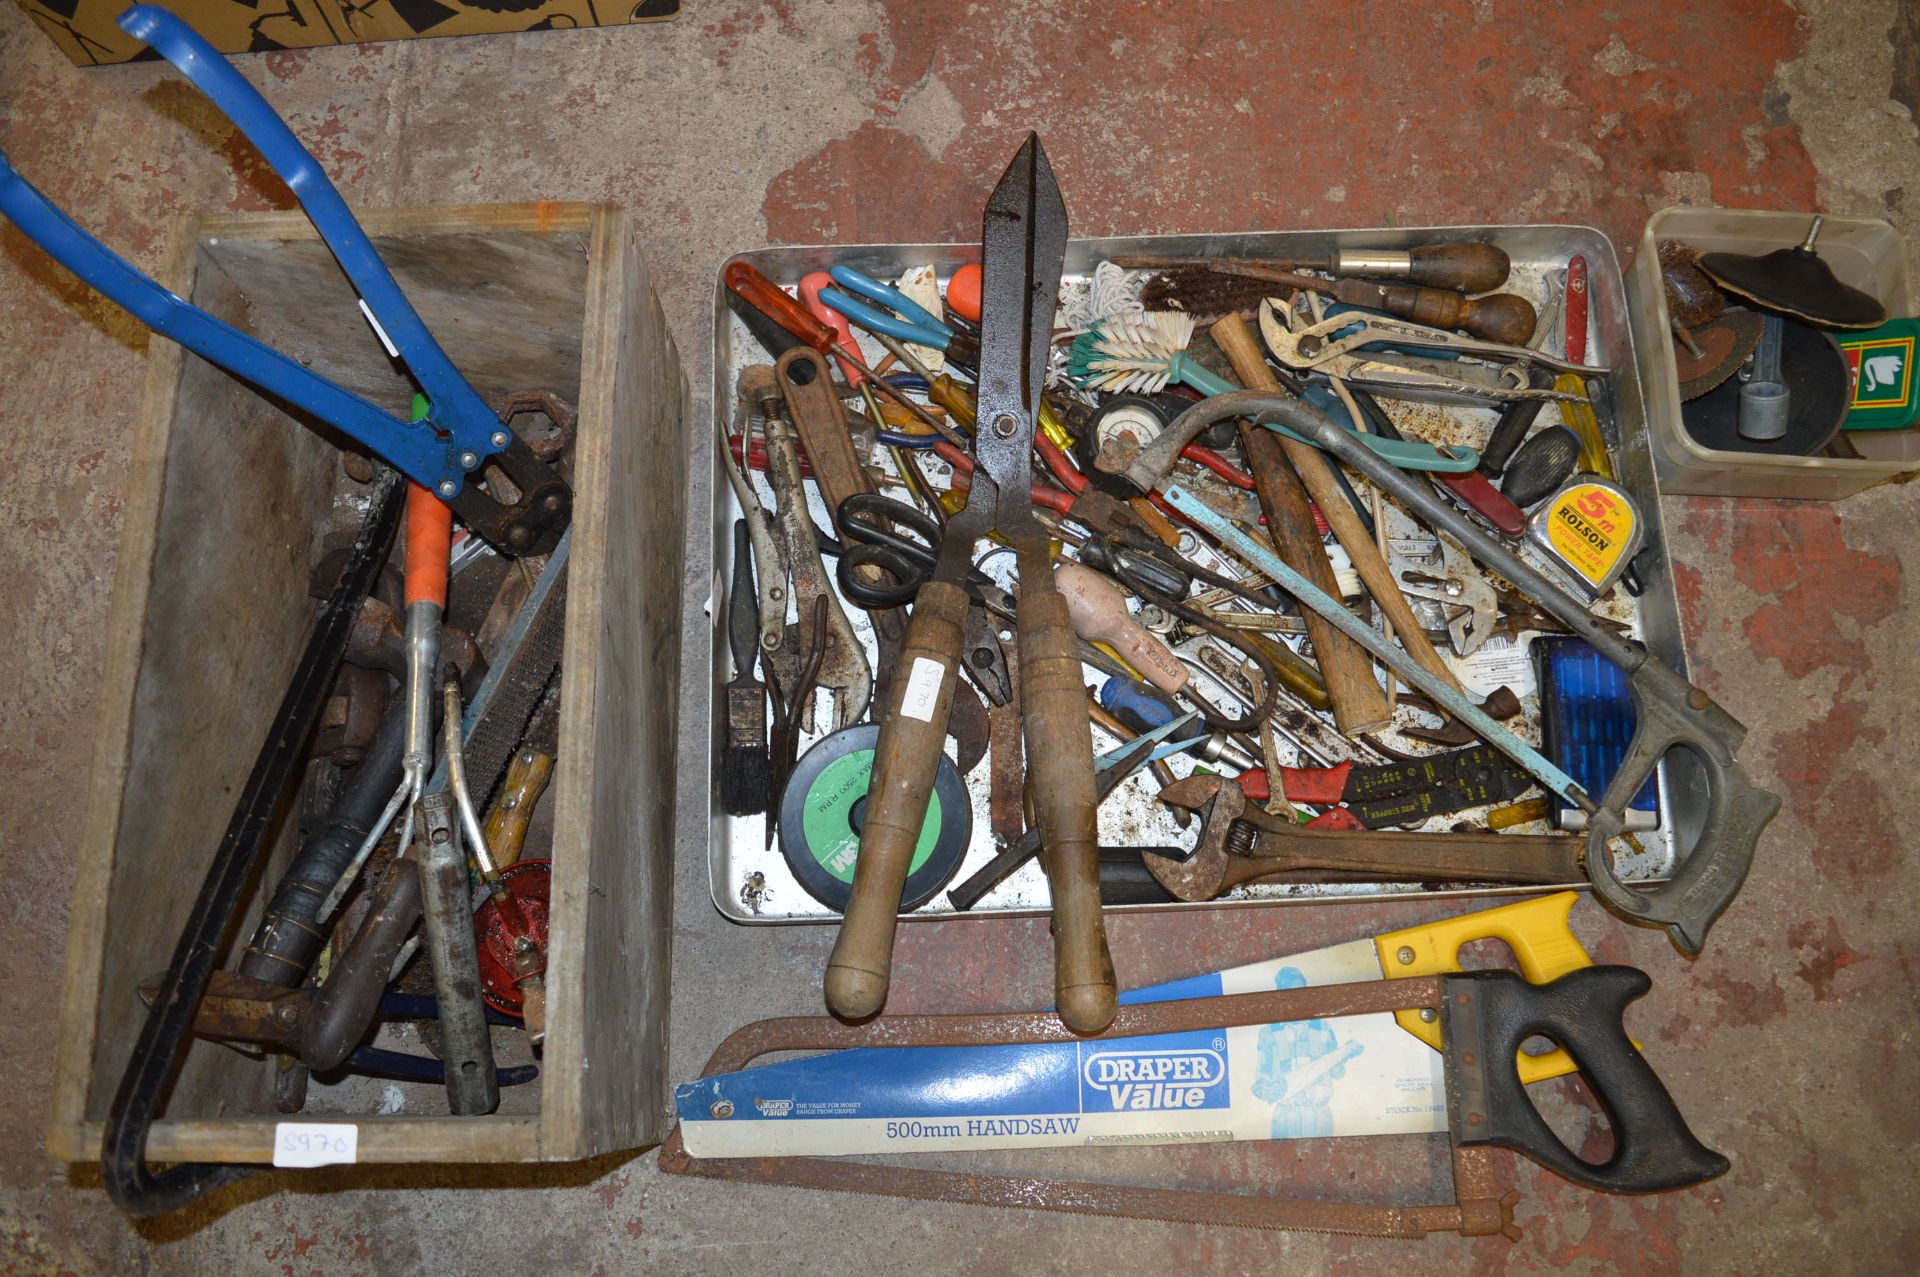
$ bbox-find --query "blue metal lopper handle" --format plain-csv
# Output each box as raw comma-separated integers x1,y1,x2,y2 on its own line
0,150,463,494
116,6,504,476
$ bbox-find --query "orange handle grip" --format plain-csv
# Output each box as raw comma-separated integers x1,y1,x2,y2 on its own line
823,579,971,1020
404,481,453,609
1018,545,1117,1033
725,261,836,353
799,271,867,387
945,262,982,324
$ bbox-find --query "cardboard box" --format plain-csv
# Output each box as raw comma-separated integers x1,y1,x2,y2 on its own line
15,0,677,67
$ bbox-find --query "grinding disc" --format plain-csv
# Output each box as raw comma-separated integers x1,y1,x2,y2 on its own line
778,723,971,914
1675,308,1765,401
1697,218,1887,329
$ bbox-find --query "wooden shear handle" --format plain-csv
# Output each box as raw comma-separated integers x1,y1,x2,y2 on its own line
1016,543,1117,1033
823,579,970,1020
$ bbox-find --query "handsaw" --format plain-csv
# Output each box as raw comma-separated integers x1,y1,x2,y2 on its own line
823,134,1117,1032
660,965,1729,1239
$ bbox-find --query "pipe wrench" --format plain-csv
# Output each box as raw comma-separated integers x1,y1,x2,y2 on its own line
0,7,568,555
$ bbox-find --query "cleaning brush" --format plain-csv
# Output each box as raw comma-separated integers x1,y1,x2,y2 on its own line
1066,311,1238,397
719,518,771,816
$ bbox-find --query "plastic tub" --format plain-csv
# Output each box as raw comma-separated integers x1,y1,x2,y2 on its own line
1627,207,1916,499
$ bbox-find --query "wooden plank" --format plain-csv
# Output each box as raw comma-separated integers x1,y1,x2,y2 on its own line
47,218,200,1164
541,208,688,1158
69,1117,542,1164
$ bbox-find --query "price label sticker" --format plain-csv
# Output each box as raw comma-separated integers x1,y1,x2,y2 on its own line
272,1122,359,1168
899,657,947,723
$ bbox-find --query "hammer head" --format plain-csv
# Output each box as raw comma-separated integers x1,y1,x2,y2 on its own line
1149,775,1248,902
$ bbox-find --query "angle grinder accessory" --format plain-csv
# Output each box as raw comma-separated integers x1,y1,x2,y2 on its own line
779,723,971,914
1675,307,1764,402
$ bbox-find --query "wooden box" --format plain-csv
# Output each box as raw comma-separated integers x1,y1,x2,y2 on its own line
47,203,688,1165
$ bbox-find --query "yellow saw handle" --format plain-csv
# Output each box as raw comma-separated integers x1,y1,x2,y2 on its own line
1374,892,1636,1085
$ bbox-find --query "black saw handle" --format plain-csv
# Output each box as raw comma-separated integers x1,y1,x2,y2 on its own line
1444,967,1729,1195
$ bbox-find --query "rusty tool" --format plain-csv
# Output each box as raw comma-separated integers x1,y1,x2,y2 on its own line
760,405,870,733
1151,775,1581,901
100,469,404,1216
1120,242,1513,295
1205,262,1536,345
659,965,1728,1238
947,736,1158,912
826,135,1118,1032
766,596,830,849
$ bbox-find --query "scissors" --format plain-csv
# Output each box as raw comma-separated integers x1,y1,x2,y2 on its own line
820,265,980,376
830,494,1014,706
0,6,568,555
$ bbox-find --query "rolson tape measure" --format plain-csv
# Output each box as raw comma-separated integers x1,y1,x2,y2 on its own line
779,724,971,913
1524,475,1643,600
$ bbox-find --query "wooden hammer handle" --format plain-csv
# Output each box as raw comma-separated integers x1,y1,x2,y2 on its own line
1017,543,1117,1033
1211,314,1465,697
823,579,970,1020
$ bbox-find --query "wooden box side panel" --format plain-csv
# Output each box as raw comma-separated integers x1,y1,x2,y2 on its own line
542,209,687,1157
79,239,345,1124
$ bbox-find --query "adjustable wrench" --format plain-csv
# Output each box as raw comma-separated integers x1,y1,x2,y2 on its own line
1153,775,1582,902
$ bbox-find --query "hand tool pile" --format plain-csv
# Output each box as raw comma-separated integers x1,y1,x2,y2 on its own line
0,7,573,1214
694,133,1782,1239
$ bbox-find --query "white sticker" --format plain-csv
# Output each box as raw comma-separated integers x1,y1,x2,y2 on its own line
1458,634,1536,700
272,1122,359,1168
358,298,400,359
899,657,948,723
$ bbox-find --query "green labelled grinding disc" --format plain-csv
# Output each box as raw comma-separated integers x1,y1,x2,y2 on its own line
778,723,971,914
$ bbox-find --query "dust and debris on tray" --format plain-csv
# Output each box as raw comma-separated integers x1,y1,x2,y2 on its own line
711,247,1677,924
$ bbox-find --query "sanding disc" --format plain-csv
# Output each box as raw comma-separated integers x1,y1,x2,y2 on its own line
778,724,971,914
1676,308,1764,401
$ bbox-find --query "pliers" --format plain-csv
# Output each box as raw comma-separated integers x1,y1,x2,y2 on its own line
0,6,568,556
820,265,980,376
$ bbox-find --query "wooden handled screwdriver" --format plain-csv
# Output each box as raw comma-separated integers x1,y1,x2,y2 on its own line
1209,264,1535,346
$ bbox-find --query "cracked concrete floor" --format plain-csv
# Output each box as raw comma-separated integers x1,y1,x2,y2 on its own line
2,1,1917,1272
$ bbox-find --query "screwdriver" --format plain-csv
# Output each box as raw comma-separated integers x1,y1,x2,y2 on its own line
1205,263,1535,345
724,262,964,446
1118,241,1510,296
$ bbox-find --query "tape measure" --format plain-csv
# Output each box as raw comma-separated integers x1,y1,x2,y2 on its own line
778,724,971,914
1524,475,1643,600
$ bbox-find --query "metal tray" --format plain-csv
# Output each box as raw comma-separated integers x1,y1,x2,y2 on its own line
706,224,1684,924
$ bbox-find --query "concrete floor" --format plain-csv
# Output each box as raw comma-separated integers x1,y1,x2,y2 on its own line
3,0,1917,1271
